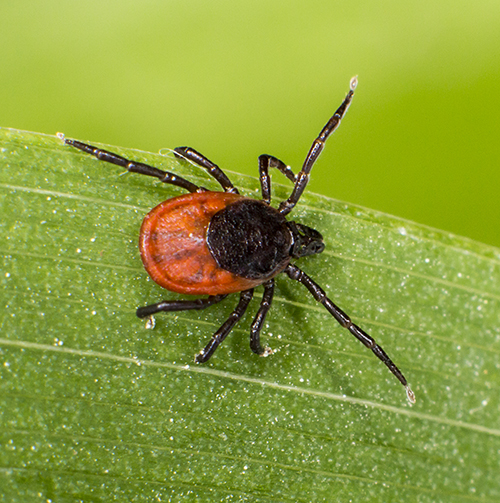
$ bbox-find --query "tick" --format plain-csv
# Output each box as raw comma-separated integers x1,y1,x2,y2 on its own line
65,77,415,403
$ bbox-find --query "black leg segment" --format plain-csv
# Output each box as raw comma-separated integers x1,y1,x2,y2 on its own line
136,295,228,318
66,139,202,193
258,155,297,204
174,146,239,194
249,279,275,355
285,263,415,403
279,77,357,216
195,289,254,363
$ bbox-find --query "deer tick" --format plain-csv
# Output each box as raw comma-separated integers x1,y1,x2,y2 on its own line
65,77,415,403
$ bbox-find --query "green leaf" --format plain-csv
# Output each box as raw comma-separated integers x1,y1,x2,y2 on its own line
1,128,499,502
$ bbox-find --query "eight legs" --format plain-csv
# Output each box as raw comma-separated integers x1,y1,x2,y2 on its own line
258,155,297,204
174,146,239,194
65,139,202,193
249,279,275,355
66,79,413,402
196,289,254,363
285,263,415,403
278,77,357,216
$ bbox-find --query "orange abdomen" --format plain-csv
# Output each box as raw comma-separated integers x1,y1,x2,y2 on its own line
139,191,263,295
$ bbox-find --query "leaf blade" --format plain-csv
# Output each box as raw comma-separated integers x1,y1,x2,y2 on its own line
1,128,499,502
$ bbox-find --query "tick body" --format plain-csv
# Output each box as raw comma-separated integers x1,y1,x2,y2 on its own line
65,77,415,403
139,192,288,295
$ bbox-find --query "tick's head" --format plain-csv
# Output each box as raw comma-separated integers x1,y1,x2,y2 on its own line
288,221,325,258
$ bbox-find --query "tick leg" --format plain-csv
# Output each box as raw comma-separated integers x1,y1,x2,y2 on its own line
196,289,254,363
249,279,275,355
258,155,297,204
136,295,228,318
66,139,202,193
285,263,415,403
174,146,239,194
279,77,357,216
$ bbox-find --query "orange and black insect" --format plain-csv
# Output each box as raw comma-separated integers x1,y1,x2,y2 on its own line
65,77,415,403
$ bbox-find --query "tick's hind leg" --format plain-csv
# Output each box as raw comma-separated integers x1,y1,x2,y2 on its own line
174,146,239,194
196,289,254,363
136,295,228,318
66,139,201,193
285,263,415,404
249,279,275,355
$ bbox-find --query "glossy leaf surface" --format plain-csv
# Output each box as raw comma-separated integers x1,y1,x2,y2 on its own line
1,129,499,502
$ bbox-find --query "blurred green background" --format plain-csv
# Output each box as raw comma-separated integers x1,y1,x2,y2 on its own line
1,0,499,247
